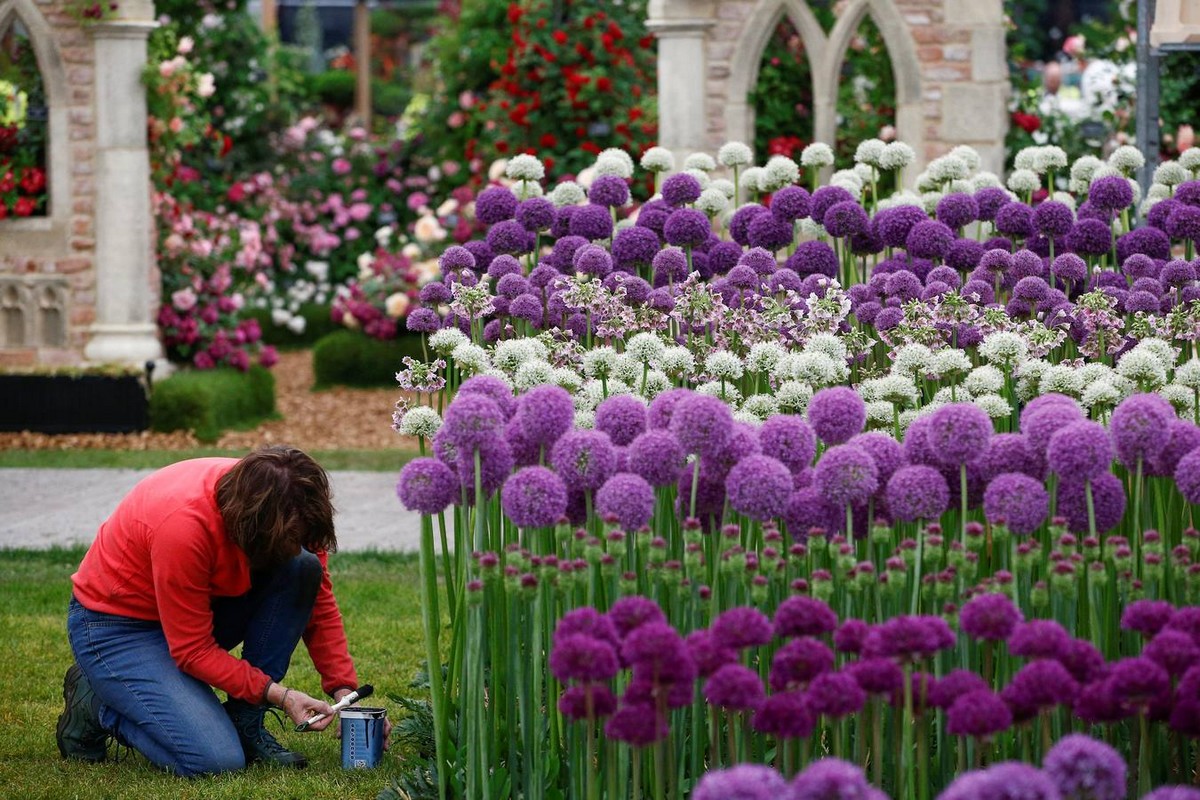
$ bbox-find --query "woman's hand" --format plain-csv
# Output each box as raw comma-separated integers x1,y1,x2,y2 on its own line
331,687,393,750
282,688,336,732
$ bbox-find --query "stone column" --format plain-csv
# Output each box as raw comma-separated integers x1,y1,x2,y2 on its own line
83,0,162,365
646,16,714,163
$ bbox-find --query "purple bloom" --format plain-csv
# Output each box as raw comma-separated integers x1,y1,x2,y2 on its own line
555,607,620,648
515,385,574,450
975,187,1011,221
570,204,615,241
713,606,774,650
1121,599,1175,637
848,657,903,696
458,374,517,418
748,213,796,251
396,457,459,514
406,307,441,333
652,246,689,284
1144,629,1200,676
886,465,949,522
664,208,712,248
500,466,568,528
785,487,844,537
1056,473,1126,534
753,690,816,739
550,429,616,493
439,246,476,273
1108,656,1171,713
833,619,869,653
1074,680,1128,724
960,592,1023,641
810,186,856,226
771,185,812,222
979,434,1045,483
621,620,690,675
670,393,734,457
1109,393,1175,468
936,193,979,230
573,242,613,278
1160,258,1197,287
906,219,955,260
454,437,513,498
1021,399,1085,455
976,763,1062,800
475,186,518,224
948,238,985,272
1002,659,1080,719
557,683,617,721
727,455,793,521
1008,619,1070,659
807,387,866,445
626,430,685,487
927,402,993,468
775,595,839,638
813,445,879,508
1057,638,1106,684
604,702,667,746
550,633,619,683
487,219,532,255
983,472,1050,535
1051,252,1088,283
929,669,989,710
1118,226,1172,262
1176,448,1200,504
947,689,1012,739
611,226,660,269
442,394,506,452
995,203,1037,240
849,432,907,488
1141,789,1200,800
589,175,630,208
759,415,818,474
693,764,790,800
509,293,543,325
1068,218,1114,257
687,629,738,677
515,196,555,232
823,200,870,239
770,637,835,690
709,240,746,274
790,757,878,799
805,671,866,718
661,173,702,208
595,472,655,530
594,395,647,447
705,664,766,711
869,615,954,661
1035,200,1075,238
730,204,769,246
608,596,666,638
1090,175,1135,211
875,205,929,248
495,271,528,298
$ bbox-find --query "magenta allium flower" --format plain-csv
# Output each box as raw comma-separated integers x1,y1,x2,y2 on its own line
588,174,630,208
1108,656,1171,713
625,430,685,487
558,683,617,721
516,196,555,232
693,764,790,800
621,621,690,675
753,690,816,739
1166,607,1200,644
555,607,620,648
1057,638,1107,683
1175,448,1200,504
1149,419,1200,477
1090,175,1135,211
569,203,615,241
833,619,869,653
813,444,879,507
938,770,998,800
960,592,1023,642
442,394,506,452
551,429,616,493
775,595,839,638
396,457,459,514
458,374,517,418
608,596,666,638
929,669,989,709
770,637,835,691
771,185,812,222
760,414,818,473
811,185,856,225
686,630,738,677
705,664,766,711
906,219,956,260
1003,659,1080,720
849,432,907,488
1008,619,1070,659
475,186,518,224
937,193,980,230
1021,399,1085,454
1056,474,1126,534
595,472,655,531
727,455,793,521
823,200,870,238
500,466,568,528
712,606,774,650
604,702,667,747
1108,393,1175,468
875,204,929,248
805,671,866,719
946,689,1012,739
1141,788,1200,800
1034,199,1075,237
790,757,878,800
847,657,903,696
550,633,620,683
1144,629,1200,676
870,615,955,661
594,395,647,447
664,208,713,248
1074,680,1128,724
927,402,993,468
1068,218,1114,256
983,473,1050,535
670,393,734,457
969,763,1061,800
785,487,844,537
1122,599,1176,637
662,173,703,207
611,225,660,269
1042,733,1126,800
886,465,949,522
807,387,867,445
647,387,692,430
488,219,533,255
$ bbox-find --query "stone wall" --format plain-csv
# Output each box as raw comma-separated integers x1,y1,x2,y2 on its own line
649,0,1008,181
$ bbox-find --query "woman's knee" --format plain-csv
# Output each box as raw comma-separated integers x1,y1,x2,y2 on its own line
173,741,245,777
290,549,323,600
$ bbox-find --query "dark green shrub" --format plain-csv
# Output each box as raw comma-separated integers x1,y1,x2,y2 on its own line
372,79,410,118
150,366,276,443
242,304,340,349
312,330,425,388
311,69,356,110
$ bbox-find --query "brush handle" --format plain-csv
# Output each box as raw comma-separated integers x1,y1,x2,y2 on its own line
294,685,373,732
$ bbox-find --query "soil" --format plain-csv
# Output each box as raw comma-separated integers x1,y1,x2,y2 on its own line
0,350,406,452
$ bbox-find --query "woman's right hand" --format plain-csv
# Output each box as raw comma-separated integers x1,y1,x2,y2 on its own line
282,688,335,731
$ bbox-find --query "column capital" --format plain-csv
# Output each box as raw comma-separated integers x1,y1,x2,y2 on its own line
645,18,715,38
88,20,158,40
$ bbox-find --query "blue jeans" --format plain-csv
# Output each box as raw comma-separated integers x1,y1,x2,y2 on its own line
66,550,323,776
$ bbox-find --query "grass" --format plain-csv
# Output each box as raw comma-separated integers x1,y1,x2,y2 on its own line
0,547,429,800
0,449,419,472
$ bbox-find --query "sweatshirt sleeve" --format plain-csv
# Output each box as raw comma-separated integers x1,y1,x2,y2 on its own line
303,551,359,696
149,510,272,704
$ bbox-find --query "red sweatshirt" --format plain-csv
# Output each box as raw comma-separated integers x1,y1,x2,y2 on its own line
71,457,358,703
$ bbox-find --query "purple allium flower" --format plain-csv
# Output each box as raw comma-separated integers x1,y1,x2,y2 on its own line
1021,399,1084,455
670,393,734,457
515,385,574,450
823,201,870,239
454,437,513,498
557,683,617,721
1056,473,1126,534
1121,599,1175,637
926,402,993,468
1008,619,1070,659
595,472,655,531
693,764,790,800
886,465,949,522
973,763,1062,800
974,187,1010,221
1161,257,1197,287
948,238,985,273
1108,656,1171,713
476,186,519,224
397,457,459,514
934,192,979,230
406,307,441,333
500,466,568,528
833,619,869,653
652,246,689,284
1068,218,1114,256
604,702,667,746
487,219,532,255
550,429,616,493
1144,629,1200,676
770,637,835,691
495,271,528,299
979,247,1014,275
608,596,666,639
1003,659,1080,719
1074,680,1128,724
727,264,762,290
1034,200,1075,238
983,472,1050,535
705,664,766,711
995,203,1038,241
509,293,544,325
572,242,613,278
874,205,929,248
805,671,866,718
712,606,774,650
611,225,660,269
1057,638,1106,684
550,633,620,683
1176,448,1200,504
459,374,517,418
906,219,956,260
785,487,844,537
442,393,506,452
786,239,840,278
621,620,690,673
624,672,695,708
946,689,1012,739
664,207,713,248
807,387,866,445
662,173,703,208
1090,175,1135,211
753,690,816,739
869,615,954,661
515,196,555,232
810,185,856,226
555,607,620,647
790,757,877,799
771,185,812,222
1118,226,1172,262
708,240,745,274
1141,789,1200,800
589,174,630,208
1050,252,1088,283
1109,393,1175,468
849,431,906,488
727,455,793,521
730,204,768,246
979,434,1045,482
775,595,839,639
928,669,989,710
960,592,1023,642
813,444,879,508
759,415,818,474
440,247,477,274
593,395,647,447
748,213,796,251
848,657,903,696
626,430,685,487
678,464,730,524
420,279,454,305
687,629,738,677
570,203,615,241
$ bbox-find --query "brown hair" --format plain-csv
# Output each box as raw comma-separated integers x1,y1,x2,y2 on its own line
215,445,337,568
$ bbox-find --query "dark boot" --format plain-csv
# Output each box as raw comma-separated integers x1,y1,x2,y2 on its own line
223,699,308,769
56,664,109,762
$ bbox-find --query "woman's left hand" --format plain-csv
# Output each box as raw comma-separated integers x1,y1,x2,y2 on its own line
332,688,393,750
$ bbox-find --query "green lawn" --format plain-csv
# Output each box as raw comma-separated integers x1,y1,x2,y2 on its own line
0,548,428,800
0,449,417,472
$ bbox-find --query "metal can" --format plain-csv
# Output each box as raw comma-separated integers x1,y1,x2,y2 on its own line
340,706,386,769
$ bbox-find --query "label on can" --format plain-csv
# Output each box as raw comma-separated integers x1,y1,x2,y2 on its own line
341,706,386,769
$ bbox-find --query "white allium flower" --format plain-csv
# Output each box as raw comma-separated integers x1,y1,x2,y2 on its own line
932,386,971,405
1154,161,1189,186
1038,364,1083,396
775,380,813,413
896,409,920,433
684,168,712,190
800,142,835,169
1070,155,1104,185
451,345,487,376
640,369,671,400
974,393,1011,419
733,410,761,425
1037,146,1069,173
574,409,596,429
949,179,975,195
893,343,933,378
797,218,824,238
790,351,848,386
914,171,939,193
696,188,730,217
1051,191,1078,211
514,358,555,391
1013,147,1041,173
493,338,536,372
866,400,895,428
626,332,666,364
878,141,915,171
762,155,801,191
1076,362,1117,386
804,333,848,364
505,154,545,182
831,169,865,192
696,380,742,404
398,406,442,438
513,181,543,200
551,367,583,393
705,350,745,381
582,346,619,379
1160,384,1193,417
741,393,780,421
1116,349,1168,389
684,152,717,172
640,146,676,173
594,156,632,179
854,163,879,184
1014,359,1050,401
855,139,887,167
879,191,924,210
1147,183,1172,201
1090,165,1123,184
979,331,1029,367
430,328,469,356
740,166,767,195
930,349,972,379
1128,178,1142,209
1081,379,1123,411
861,374,920,407
971,171,1005,190
1133,337,1177,373
920,191,944,216
1180,147,1200,172
612,354,642,386
964,365,1004,395
928,155,969,184
949,145,982,172
549,180,587,207
598,147,635,174
718,141,754,168
709,178,735,199
746,341,787,374
661,346,696,377
1175,358,1200,389
1108,145,1145,175
1007,169,1041,195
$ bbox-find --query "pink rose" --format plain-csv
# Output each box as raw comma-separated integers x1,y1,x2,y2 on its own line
332,158,352,176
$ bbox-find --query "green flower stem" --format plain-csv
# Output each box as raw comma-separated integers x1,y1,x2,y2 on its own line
419,515,449,800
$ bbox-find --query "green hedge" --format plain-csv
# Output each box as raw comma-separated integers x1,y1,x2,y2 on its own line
149,365,276,443
242,304,340,349
312,330,425,388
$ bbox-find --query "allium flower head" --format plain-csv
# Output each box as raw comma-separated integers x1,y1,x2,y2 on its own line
594,395,647,447
397,457,459,515
947,689,1012,739
848,657,903,696
1008,619,1070,659
718,141,754,168
500,466,567,528
459,374,517,418
693,764,789,800
772,185,813,222
775,595,839,639
1003,659,1080,718
1141,789,1200,800
713,606,774,650
1121,599,1175,637
1108,656,1171,712
770,637,835,690
640,146,675,173
790,757,879,800
1144,629,1200,676
705,663,766,711
886,465,949,522
1056,473,1126,534
906,220,956,260
476,186,519,224
550,429,616,492
626,430,685,488
670,393,734,457
687,629,738,677
550,633,619,683
727,455,793,521
1109,393,1174,468
557,684,616,721
516,384,575,448
604,702,667,747
960,592,1023,641
608,596,666,638
1089,175,1134,211
926,402,993,467
662,172,702,208
621,620,689,673
806,671,866,718
442,393,506,452
595,472,655,531
983,472,1050,535
807,387,866,445
813,444,879,507
753,691,816,739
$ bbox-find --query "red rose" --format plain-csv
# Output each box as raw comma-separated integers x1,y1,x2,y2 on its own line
14,196,35,216
1012,111,1041,134
19,167,45,194
540,133,557,148
552,30,567,45
0,170,14,193
227,182,246,203
596,77,612,92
